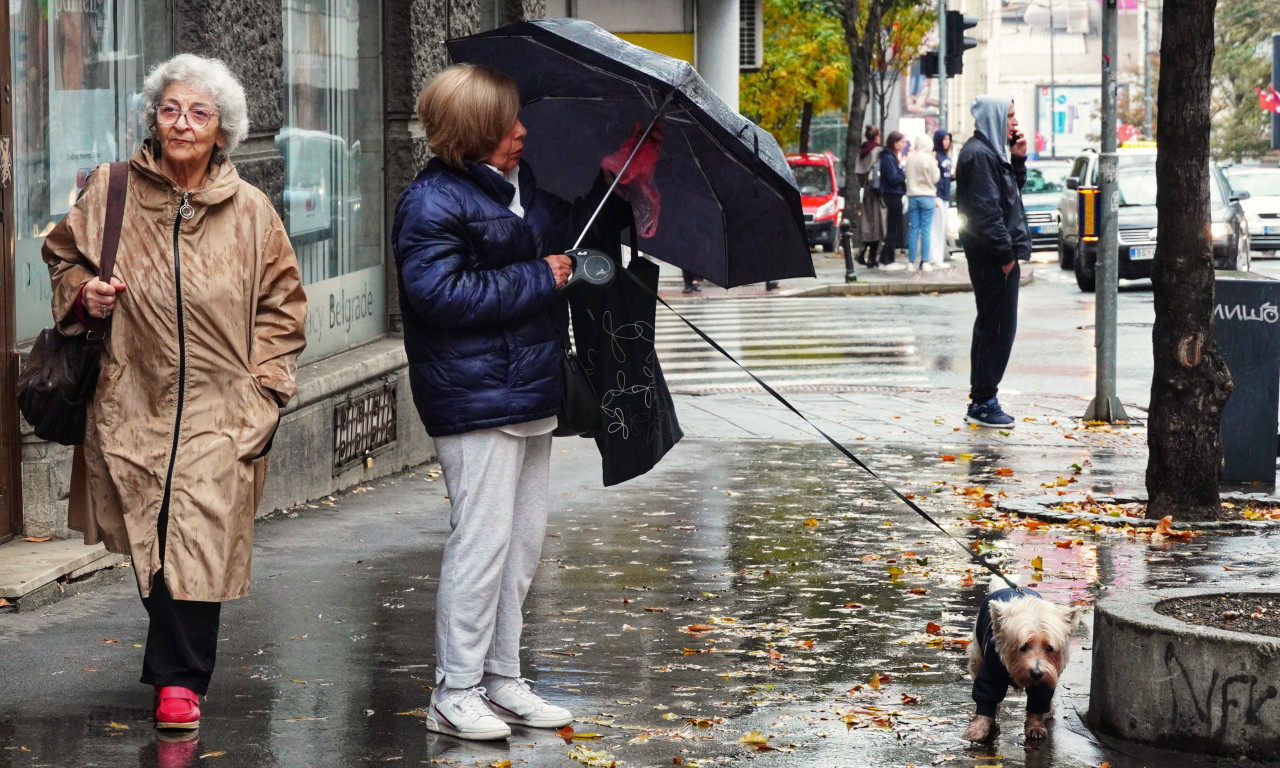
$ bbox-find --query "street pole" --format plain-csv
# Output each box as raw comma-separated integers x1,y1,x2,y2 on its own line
1085,0,1129,422
1143,1,1152,139
1049,0,1056,157
938,0,947,130
1273,34,1280,150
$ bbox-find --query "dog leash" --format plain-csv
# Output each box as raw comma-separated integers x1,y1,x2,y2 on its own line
620,265,1025,595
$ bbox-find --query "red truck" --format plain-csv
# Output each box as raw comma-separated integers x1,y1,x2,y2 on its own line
786,151,845,252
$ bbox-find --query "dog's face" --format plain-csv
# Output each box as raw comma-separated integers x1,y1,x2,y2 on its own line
990,598,1080,691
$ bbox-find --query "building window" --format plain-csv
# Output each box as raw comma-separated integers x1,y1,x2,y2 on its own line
11,0,169,345
282,0,386,362
739,0,763,70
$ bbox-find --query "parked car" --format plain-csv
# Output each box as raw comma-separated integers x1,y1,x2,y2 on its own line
1022,159,1072,251
1222,164,1280,257
1057,148,1250,291
787,152,845,252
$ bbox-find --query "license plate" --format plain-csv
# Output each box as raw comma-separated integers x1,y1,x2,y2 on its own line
1031,225,1043,234
1266,226,1279,235
1130,246,1155,260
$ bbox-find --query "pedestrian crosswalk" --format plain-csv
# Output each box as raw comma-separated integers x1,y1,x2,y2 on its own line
652,297,930,394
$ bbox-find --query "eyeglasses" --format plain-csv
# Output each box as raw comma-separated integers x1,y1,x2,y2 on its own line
156,104,219,129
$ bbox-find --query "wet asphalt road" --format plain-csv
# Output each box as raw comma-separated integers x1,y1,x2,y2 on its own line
4,259,1280,768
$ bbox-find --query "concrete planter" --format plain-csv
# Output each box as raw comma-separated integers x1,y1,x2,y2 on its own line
1089,588,1280,759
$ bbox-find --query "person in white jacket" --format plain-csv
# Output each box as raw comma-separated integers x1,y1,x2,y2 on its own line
904,134,942,270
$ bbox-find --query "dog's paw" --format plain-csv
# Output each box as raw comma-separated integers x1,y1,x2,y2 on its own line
1024,714,1049,740
962,715,995,742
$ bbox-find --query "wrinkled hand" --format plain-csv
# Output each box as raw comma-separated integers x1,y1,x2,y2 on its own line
83,276,127,318
545,254,572,289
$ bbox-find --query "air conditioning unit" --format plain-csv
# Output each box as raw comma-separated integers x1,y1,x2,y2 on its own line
740,0,763,70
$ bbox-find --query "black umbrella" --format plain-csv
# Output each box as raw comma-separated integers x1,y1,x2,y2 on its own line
446,18,814,288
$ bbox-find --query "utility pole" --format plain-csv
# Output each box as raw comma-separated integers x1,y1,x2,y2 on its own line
1085,0,1128,422
938,0,947,130
1143,1,1152,139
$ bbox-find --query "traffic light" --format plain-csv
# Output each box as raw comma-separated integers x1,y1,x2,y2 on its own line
945,10,978,76
919,52,939,78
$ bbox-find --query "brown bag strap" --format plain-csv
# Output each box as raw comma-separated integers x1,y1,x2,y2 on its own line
99,161,129,283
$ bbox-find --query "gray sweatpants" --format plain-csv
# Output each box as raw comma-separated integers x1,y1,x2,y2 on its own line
432,428,552,689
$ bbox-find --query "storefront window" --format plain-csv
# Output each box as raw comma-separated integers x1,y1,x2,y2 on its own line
11,0,169,344
283,0,385,361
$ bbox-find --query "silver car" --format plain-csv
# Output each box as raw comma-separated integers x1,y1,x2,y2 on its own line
1222,164,1280,256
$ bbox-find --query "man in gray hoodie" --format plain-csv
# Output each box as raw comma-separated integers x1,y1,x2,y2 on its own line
955,97,1031,428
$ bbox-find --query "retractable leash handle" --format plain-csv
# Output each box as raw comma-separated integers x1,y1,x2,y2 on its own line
562,248,617,290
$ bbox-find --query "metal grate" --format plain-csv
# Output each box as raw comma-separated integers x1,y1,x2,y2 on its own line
334,382,397,469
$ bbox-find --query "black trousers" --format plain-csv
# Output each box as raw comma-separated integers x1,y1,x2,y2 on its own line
968,258,1020,403
883,194,905,259
138,500,221,695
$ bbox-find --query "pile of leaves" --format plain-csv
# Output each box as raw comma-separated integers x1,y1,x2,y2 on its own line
1049,496,1280,523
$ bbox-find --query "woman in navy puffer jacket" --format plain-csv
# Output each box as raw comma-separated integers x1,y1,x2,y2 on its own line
392,64,652,742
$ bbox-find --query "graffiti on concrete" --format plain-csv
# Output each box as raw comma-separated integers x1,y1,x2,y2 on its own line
1165,643,1278,737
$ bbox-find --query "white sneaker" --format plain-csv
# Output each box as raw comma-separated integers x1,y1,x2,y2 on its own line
426,687,511,740
484,678,573,728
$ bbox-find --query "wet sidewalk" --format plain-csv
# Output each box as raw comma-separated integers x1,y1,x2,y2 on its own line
4,386,1277,768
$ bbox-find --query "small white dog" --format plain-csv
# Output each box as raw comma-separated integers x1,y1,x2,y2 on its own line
962,583,1080,742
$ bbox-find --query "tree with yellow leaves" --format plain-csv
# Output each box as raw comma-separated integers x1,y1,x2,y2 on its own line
739,0,850,154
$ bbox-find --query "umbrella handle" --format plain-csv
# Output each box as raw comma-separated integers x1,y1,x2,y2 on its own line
571,93,673,251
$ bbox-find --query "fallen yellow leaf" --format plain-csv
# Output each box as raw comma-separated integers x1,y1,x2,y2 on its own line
802,517,818,527
199,752,226,759
739,731,769,745
107,722,130,730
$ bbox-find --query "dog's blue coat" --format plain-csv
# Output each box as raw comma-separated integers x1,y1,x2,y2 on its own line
972,587,1054,718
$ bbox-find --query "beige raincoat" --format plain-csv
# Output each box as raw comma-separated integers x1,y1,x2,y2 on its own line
42,144,307,602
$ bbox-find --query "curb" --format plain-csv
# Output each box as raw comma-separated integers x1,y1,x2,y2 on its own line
999,491,1280,531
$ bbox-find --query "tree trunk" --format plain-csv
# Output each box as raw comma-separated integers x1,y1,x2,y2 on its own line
1145,0,1230,521
799,102,814,155
843,65,872,248
840,0,884,251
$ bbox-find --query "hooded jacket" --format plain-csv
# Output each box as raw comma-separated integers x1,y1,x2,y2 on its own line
43,144,308,602
393,157,577,438
955,97,1031,267
933,129,953,201
905,140,941,198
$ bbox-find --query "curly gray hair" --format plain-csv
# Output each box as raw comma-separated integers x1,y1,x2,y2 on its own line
140,54,249,162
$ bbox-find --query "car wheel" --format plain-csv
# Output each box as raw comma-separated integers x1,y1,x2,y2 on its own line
1058,237,1074,270
822,238,835,253
1075,247,1096,292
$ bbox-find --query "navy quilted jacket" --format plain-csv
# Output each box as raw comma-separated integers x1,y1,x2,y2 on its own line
393,157,579,437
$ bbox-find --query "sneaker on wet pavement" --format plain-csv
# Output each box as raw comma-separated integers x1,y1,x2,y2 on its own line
484,678,573,728
966,398,1015,428
426,687,511,741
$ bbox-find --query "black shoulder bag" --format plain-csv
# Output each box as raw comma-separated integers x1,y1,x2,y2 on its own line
17,161,129,445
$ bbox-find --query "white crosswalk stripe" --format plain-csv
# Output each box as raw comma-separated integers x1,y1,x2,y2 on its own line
652,297,930,394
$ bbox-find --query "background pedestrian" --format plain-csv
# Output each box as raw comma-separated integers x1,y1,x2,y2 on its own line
931,130,953,264
955,97,1031,428
905,133,941,270
42,53,307,730
853,125,885,268
879,130,908,268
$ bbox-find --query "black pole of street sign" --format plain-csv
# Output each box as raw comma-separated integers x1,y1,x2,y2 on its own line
1084,0,1128,423
938,0,947,130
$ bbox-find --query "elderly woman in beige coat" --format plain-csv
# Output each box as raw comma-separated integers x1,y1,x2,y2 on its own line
42,53,307,730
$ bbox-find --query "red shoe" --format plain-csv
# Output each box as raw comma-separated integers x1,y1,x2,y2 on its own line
155,686,200,730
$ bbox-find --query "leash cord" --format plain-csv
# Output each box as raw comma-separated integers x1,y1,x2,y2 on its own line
622,266,1023,593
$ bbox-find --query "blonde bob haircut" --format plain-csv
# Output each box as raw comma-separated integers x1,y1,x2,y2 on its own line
417,64,521,172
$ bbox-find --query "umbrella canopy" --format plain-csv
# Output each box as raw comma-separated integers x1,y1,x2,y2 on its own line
446,18,814,288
